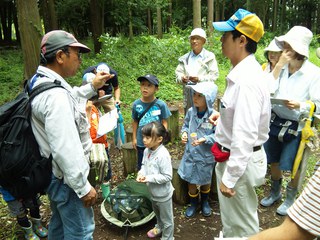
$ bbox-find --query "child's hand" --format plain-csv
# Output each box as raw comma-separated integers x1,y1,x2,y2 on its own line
181,132,188,144
209,112,220,125
182,76,189,83
136,175,146,183
192,137,206,146
132,139,137,150
98,90,105,97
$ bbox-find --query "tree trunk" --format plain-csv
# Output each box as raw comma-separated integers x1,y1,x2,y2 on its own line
147,8,152,35
90,0,104,53
207,0,214,32
280,0,286,32
128,6,133,40
193,0,201,28
215,0,220,21
157,6,163,39
316,1,320,35
221,0,225,20
40,0,58,32
272,0,278,32
246,0,251,11
16,0,42,80
167,0,172,31
0,1,14,43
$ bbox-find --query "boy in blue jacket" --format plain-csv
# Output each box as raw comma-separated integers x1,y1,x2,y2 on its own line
178,82,218,218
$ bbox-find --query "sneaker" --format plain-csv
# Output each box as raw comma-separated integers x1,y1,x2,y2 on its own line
147,227,162,238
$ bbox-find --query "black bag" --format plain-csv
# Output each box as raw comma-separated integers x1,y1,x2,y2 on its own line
0,80,63,199
269,112,299,142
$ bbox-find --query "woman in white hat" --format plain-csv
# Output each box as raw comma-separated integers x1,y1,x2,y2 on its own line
262,39,282,73
261,26,320,216
175,28,219,114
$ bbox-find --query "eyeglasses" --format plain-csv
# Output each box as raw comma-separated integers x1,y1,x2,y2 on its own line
61,48,81,60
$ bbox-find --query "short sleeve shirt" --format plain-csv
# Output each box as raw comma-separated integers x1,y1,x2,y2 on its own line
132,99,171,147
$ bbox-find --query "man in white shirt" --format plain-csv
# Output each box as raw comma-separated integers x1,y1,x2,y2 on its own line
210,9,271,237
30,30,113,240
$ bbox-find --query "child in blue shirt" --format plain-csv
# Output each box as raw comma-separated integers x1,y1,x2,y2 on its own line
178,82,218,218
132,74,171,170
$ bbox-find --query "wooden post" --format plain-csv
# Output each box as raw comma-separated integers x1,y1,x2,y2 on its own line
210,165,218,201
125,126,133,143
168,106,180,141
171,159,189,205
121,142,137,176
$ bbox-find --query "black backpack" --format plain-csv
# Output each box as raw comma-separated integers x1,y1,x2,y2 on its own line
0,79,63,199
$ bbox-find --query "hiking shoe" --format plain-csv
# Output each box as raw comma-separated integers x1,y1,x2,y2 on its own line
147,227,162,238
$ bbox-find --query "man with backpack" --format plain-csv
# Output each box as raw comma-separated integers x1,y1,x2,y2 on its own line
29,30,112,240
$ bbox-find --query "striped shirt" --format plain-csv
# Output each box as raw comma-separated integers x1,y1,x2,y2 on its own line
287,165,320,237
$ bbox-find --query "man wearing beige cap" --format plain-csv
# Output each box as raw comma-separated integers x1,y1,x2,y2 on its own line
209,9,271,237
175,28,219,114
28,30,113,239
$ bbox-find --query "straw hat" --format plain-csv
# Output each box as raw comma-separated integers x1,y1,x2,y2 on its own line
275,26,313,58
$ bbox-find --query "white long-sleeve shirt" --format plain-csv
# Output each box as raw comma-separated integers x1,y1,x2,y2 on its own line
30,66,96,198
271,60,320,128
214,54,271,188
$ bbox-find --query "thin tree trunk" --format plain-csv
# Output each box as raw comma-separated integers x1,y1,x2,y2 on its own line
193,0,201,28
16,0,42,80
167,0,172,31
90,0,104,53
221,0,225,20
215,0,220,21
272,0,278,32
147,8,152,35
128,7,133,39
207,0,213,32
40,0,58,32
157,7,163,39
280,0,286,32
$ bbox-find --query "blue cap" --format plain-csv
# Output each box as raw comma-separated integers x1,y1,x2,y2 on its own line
137,74,159,86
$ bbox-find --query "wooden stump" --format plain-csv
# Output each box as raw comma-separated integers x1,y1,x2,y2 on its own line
121,142,137,176
125,126,133,143
168,106,180,141
210,164,218,201
171,159,189,205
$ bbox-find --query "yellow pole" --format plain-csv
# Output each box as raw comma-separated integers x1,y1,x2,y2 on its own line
291,101,315,179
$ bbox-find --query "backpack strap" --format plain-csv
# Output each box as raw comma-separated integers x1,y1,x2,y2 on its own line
27,80,64,103
137,98,158,124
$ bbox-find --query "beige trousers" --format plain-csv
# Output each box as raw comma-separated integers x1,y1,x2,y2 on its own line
215,148,267,238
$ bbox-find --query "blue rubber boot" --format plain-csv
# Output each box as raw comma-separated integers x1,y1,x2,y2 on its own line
260,178,282,207
31,218,48,238
276,185,298,216
201,190,211,217
21,221,40,240
185,192,199,218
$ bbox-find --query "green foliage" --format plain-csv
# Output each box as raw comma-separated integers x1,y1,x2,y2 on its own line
0,49,24,105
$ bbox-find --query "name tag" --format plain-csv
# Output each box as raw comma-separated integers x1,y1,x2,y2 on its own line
201,122,212,129
151,110,161,116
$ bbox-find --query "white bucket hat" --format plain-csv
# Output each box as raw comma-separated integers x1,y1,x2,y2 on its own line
189,28,207,40
275,26,313,58
264,39,282,52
